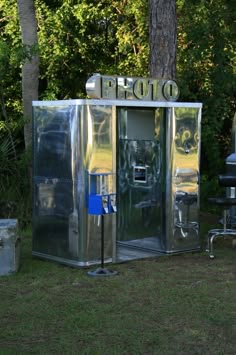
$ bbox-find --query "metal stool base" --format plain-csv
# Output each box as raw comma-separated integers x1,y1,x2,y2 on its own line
87,267,118,277
206,228,236,258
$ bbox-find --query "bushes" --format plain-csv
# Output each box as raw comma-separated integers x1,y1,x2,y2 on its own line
0,137,31,228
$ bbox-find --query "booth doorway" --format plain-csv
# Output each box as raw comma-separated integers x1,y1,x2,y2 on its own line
116,107,165,259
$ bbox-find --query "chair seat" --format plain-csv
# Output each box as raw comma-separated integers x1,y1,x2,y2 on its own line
219,174,236,187
208,197,236,207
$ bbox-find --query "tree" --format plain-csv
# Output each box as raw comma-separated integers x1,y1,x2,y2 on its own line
149,0,177,79
177,0,236,176
17,0,39,148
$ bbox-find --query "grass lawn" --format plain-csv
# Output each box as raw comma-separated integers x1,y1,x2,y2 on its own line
0,218,235,355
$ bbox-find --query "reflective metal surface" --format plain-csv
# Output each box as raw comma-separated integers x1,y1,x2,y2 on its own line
165,107,201,252
33,105,78,261
82,104,116,263
0,219,20,276
32,100,202,267
116,108,164,253
32,102,116,266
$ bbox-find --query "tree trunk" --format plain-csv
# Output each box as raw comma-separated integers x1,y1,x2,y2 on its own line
149,0,177,79
17,0,39,148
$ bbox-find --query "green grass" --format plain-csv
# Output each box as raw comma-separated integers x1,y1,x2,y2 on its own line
0,224,235,355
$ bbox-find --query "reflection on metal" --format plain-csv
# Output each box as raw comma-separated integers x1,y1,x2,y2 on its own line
165,107,201,252
116,108,163,252
162,80,180,101
175,191,198,238
32,99,202,267
32,102,115,266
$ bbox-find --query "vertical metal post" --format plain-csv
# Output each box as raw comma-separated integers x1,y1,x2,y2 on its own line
101,214,105,268
87,211,117,277
223,209,227,231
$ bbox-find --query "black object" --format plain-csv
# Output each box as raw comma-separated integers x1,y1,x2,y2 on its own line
206,154,236,258
218,174,236,187
88,215,118,277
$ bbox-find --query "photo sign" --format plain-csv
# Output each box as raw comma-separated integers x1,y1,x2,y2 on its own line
86,73,179,102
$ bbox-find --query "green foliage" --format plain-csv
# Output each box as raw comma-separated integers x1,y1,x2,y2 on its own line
200,174,223,212
35,0,149,99
0,5,22,126
0,30,30,226
0,136,16,178
0,142,32,227
177,0,236,176
37,0,118,98
0,40,10,74
112,0,149,76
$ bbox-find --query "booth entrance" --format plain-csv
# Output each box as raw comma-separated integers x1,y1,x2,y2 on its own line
116,107,164,258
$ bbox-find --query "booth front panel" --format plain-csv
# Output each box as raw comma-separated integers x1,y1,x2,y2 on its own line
32,100,201,267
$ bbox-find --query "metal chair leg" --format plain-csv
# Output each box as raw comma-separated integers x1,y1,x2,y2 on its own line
206,230,214,253
209,233,217,259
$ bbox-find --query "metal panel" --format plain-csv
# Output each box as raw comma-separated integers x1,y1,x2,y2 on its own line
0,219,20,276
32,103,116,266
33,99,202,109
32,104,81,262
33,105,77,180
81,104,116,264
116,107,165,254
165,107,201,252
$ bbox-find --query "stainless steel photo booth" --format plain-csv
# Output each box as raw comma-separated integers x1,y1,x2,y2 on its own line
32,98,202,267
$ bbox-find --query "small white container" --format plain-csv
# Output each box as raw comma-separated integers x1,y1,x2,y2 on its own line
0,219,20,276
